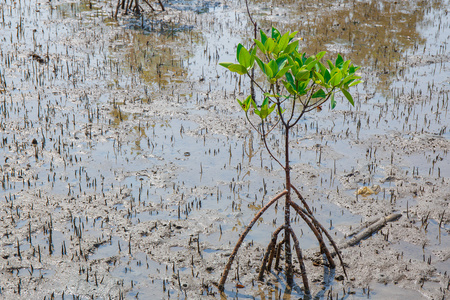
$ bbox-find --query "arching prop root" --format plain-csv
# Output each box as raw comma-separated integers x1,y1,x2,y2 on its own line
288,226,310,295
218,186,347,293
257,225,284,281
218,190,288,291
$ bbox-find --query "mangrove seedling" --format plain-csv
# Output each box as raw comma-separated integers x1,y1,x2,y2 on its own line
217,27,363,294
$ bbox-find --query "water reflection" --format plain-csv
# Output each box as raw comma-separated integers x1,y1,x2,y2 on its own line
255,0,443,91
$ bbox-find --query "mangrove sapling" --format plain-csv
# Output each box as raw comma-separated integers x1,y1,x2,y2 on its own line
217,27,363,294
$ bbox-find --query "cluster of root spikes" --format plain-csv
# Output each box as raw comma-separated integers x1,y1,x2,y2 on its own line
114,0,165,18
217,185,347,295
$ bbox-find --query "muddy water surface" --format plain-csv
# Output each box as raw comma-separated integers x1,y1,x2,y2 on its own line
0,0,449,299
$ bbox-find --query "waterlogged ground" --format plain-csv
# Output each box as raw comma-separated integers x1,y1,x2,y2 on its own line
0,0,449,299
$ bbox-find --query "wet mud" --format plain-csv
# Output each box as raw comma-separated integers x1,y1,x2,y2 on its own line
0,0,449,299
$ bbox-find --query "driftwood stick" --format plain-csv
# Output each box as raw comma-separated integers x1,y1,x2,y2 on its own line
218,190,288,291
288,227,310,295
290,202,335,268
339,213,402,249
257,225,284,281
290,201,346,277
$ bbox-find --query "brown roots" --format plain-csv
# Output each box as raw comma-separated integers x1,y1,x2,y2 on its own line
218,184,346,294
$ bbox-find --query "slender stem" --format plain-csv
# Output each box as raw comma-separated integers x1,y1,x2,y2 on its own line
218,190,288,291
287,93,297,124
263,118,281,136
304,92,333,113
287,227,310,295
261,124,284,168
245,113,264,136
284,125,293,285
246,73,266,95
245,0,257,33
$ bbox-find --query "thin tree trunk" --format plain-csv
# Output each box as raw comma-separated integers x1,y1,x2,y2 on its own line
284,126,293,285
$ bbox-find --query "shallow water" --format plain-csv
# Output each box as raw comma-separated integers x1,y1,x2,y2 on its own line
0,0,449,298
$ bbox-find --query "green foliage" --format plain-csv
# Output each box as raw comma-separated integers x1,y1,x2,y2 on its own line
220,27,363,122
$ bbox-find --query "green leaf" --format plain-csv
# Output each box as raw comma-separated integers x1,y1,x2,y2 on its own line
260,30,268,45
275,66,291,79
255,56,265,73
324,69,331,83
342,74,361,86
284,40,299,54
254,39,266,54
228,64,248,75
262,62,274,78
296,81,308,95
349,65,360,74
237,44,252,68
305,59,318,71
341,60,351,74
219,62,233,68
237,95,252,112
271,27,281,41
277,106,286,115
304,56,315,66
250,47,257,68
327,59,335,69
288,31,298,41
348,80,363,87
265,38,276,54
285,72,294,85
236,44,243,64
283,80,296,95
342,88,354,106
330,92,336,109
314,71,325,84
329,70,342,86
278,32,290,51
316,51,326,60
276,57,287,69
260,97,270,119
335,54,344,68
317,62,327,75
295,69,310,81
312,89,326,98
268,103,277,115
268,60,278,77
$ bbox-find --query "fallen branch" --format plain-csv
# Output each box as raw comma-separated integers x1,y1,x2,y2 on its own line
306,213,402,259
339,213,402,249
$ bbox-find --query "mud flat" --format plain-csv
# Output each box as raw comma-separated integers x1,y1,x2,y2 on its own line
0,0,449,299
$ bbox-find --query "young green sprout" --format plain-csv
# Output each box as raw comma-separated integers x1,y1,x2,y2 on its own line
217,27,363,294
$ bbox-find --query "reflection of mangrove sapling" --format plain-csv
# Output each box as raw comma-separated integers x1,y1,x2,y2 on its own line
217,27,363,294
